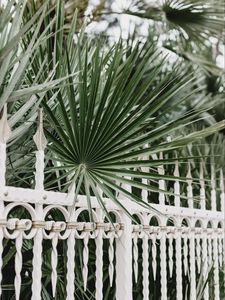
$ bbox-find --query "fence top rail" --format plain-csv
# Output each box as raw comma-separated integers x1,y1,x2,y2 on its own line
0,185,224,224
0,107,224,229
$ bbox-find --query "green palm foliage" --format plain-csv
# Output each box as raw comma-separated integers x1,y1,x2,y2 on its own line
0,1,224,299
0,0,72,146
123,0,225,41
162,0,225,41
19,1,222,220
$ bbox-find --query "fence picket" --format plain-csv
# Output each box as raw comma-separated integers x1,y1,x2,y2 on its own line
95,209,104,300
211,165,217,211
31,109,46,300
158,153,165,205
116,213,132,300
220,169,224,213
213,230,220,300
200,162,206,210
174,160,180,207
142,232,149,300
202,226,209,300
14,230,23,300
187,162,193,208
66,220,76,300
175,227,182,300
0,104,10,297
189,228,197,299
160,228,167,300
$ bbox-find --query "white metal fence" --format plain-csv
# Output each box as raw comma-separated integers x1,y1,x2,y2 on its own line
0,107,224,300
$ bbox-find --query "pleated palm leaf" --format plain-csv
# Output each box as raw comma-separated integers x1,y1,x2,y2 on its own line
1,2,224,298
162,0,225,41
42,36,225,219
4,0,224,217
0,1,78,189
124,0,225,42
0,1,70,145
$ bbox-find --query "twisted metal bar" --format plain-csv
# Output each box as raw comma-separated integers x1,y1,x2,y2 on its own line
189,230,196,299
208,234,212,267
142,233,149,300
196,235,201,273
66,228,76,300
168,235,174,278
133,234,139,283
202,230,209,300
175,230,182,300
213,234,220,300
108,236,114,287
151,234,157,280
51,234,58,297
95,227,103,300
15,232,23,300
183,234,188,275
160,231,167,300
218,236,223,267
82,234,89,291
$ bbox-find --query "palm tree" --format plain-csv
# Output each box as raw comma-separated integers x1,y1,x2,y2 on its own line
1,0,224,298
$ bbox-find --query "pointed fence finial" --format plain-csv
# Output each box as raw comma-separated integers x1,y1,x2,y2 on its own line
210,164,216,211
186,161,193,208
158,152,165,205
220,169,224,213
0,104,11,187
0,104,11,143
174,160,180,207
200,161,206,210
33,109,47,190
33,109,47,151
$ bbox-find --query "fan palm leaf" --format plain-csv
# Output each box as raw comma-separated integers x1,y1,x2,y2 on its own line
41,31,225,215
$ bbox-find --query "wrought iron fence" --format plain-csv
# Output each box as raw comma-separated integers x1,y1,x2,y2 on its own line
0,107,224,300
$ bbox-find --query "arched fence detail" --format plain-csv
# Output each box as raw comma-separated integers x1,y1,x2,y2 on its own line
0,107,224,300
